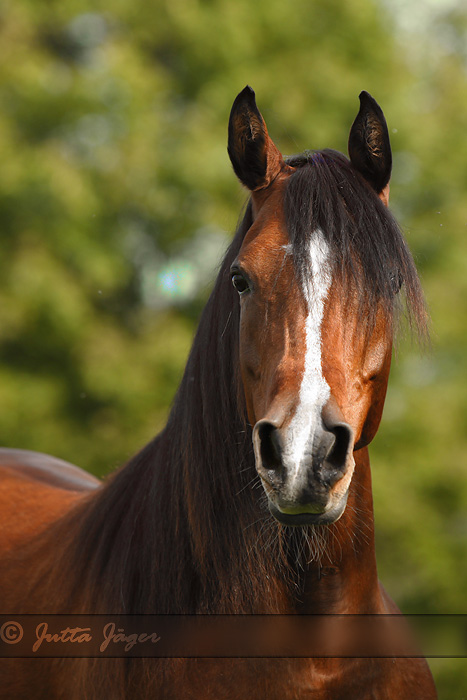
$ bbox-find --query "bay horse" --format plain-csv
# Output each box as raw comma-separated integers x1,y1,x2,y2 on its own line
0,87,437,698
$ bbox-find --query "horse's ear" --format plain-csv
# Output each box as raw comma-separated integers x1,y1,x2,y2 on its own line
228,86,285,191
348,91,392,205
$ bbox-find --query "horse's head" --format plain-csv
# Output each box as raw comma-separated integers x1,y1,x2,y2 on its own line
228,87,422,527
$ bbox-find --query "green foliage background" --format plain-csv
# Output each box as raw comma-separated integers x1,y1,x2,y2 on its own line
0,0,465,694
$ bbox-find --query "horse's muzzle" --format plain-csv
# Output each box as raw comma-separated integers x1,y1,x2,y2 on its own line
252,411,354,526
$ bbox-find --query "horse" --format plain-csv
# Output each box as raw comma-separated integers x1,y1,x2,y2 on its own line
0,86,437,699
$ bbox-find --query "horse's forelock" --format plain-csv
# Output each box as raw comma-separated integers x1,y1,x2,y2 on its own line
284,149,428,340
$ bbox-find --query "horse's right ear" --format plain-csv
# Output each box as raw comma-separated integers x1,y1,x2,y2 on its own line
348,91,392,205
228,86,285,191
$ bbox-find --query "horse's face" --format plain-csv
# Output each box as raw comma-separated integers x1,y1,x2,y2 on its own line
228,87,393,526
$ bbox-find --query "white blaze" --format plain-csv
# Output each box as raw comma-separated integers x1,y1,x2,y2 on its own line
284,230,332,478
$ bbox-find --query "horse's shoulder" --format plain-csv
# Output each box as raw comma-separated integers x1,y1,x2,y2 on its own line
0,448,101,492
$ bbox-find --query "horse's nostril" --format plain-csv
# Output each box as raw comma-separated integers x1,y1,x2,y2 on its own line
325,423,353,470
258,422,282,471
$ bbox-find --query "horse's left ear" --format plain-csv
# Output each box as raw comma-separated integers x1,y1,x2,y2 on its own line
228,86,285,191
348,91,392,206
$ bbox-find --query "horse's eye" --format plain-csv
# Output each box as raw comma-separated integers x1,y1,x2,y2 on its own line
231,273,250,295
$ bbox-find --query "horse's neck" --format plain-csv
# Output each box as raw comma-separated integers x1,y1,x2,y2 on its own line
296,447,382,614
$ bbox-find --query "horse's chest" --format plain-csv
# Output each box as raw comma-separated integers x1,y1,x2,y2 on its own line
148,657,413,700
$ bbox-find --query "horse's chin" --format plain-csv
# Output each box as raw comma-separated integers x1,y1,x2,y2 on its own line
268,491,348,527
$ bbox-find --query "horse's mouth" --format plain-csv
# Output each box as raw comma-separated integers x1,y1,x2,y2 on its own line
268,491,348,526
